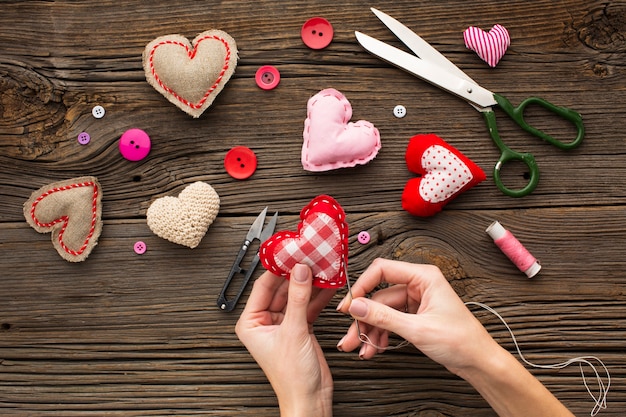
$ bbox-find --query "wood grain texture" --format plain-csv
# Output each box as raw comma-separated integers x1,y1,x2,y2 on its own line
1,0,626,415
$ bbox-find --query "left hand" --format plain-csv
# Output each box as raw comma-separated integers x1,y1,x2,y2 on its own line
236,263,337,417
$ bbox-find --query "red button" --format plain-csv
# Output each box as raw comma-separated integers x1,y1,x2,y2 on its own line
119,128,151,162
301,17,333,49
255,65,280,90
224,146,257,180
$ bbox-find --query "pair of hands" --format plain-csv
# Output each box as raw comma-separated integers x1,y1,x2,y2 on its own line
235,258,494,416
235,258,574,417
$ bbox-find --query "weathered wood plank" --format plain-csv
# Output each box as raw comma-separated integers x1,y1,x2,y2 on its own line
1,0,625,415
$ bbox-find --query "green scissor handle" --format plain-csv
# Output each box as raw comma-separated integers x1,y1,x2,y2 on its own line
484,93,585,197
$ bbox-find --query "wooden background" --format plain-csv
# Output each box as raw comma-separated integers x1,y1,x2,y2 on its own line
1,0,625,415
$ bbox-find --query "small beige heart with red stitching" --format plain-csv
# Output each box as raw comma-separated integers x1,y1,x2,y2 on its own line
143,30,238,118
24,176,103,262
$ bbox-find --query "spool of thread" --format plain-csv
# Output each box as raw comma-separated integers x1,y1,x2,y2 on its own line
486,221,541,278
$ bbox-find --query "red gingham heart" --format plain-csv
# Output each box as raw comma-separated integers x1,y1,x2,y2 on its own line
260,195,348,288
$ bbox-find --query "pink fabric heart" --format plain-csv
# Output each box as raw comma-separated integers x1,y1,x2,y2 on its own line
463,25,510,67
302,88,381,172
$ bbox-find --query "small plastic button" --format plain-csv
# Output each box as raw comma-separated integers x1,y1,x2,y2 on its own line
393,105,407,118
134,241,147,255
224,146,257,180
77,132,91,145
301,17,333,49
255,65,280,90
119,128,151,162
357,231,371,244
92,105,105,119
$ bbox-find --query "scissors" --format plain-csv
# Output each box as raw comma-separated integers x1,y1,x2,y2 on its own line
356,8,585,197
217,207,278,312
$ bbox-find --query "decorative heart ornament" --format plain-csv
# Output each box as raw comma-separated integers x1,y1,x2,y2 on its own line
143,29,238,118
402,134,486,217
302,88,381,171
463,24,510,67
147,182,220,248
23,177,103,262
260,195,348,288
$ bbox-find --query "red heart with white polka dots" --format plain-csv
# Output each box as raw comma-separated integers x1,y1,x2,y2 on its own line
402,134,486,217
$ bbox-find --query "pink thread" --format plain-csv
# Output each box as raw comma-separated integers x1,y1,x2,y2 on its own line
486,221,540,278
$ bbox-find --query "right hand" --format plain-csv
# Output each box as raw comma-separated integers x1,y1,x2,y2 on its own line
336,258,500,376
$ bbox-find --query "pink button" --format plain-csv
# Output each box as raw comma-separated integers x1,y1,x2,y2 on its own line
301,17,333,49
134,241,147,255
255,65,280,90
77,132,91,145
224,146,257,180
357,231,371,244
119,128,151,161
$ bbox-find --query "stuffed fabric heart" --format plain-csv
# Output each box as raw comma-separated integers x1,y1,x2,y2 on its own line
463,25,510,68
260,195,348,288
147,182,220,248
402,134,486,217
143,29,237,118
302,88,381,171
24,176,103,262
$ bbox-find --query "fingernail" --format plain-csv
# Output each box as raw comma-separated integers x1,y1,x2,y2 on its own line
336,298,345,311
292,264,308,283
349,299,368,318
337,335,346,351
359,344,366,360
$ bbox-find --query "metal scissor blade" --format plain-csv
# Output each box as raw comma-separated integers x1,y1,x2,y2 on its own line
355,31,497,109
369,7,477,85
217,208,274,312
259,212,278,243
246,207,268,242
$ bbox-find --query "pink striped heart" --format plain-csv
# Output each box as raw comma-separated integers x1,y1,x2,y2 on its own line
463,25,510,67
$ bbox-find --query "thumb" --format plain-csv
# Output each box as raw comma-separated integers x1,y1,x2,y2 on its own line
283,263,313,329
348,297,415,340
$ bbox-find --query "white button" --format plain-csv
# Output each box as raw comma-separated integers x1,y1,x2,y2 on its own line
92,105,106,119
393,105,407,118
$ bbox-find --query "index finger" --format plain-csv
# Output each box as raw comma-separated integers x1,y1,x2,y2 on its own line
339,258,442,312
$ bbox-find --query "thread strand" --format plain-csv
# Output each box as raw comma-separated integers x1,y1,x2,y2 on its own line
466,301,610,416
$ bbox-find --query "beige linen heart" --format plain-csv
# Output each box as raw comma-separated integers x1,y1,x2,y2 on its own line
23,176,103,262
147,182,220,248
143,29,238,118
